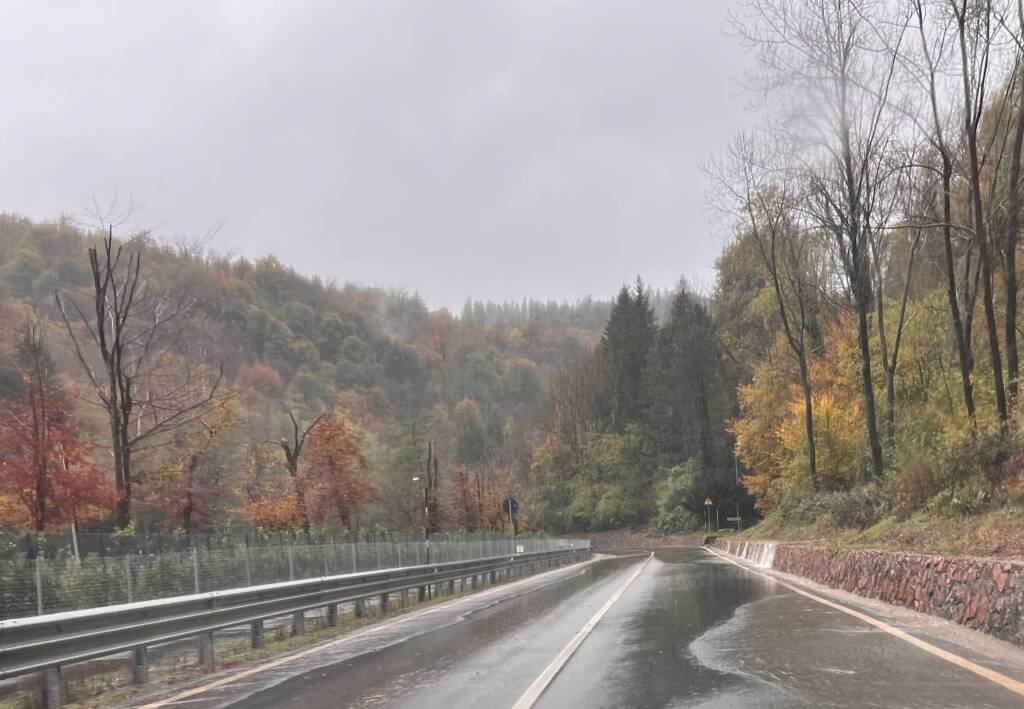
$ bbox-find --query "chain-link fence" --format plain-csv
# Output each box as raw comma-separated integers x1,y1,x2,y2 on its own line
0,532,589,620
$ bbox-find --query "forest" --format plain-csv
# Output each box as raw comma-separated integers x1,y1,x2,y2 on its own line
0,211,681,536
7,0,1024,546
513,0,1024,541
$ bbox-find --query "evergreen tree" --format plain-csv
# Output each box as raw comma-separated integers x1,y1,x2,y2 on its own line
599,278,657,431
645,286,728,472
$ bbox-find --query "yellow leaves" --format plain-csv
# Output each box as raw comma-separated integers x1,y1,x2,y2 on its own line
734,316,867,512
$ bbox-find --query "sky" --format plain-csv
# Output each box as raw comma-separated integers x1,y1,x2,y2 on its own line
1,1,753,310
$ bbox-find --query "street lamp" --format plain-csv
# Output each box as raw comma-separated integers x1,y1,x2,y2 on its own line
734,443,742,532
413,476,430,563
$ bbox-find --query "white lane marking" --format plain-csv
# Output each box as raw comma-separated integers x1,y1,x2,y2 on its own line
135,558,598,709
704,545,1024,698
511,553,654,709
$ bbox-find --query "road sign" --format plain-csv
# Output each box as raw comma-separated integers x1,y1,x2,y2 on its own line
501,498,519,516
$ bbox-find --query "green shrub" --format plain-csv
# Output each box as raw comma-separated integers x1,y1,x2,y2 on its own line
654,507,702,534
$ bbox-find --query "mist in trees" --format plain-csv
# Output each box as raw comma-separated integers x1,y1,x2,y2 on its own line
532,280,743,533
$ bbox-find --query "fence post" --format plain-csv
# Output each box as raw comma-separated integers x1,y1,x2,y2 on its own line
351,543,357,573
192,547,200,594
125,556,133,603
287,545,294,580
35,555,43,615
244,545,252,586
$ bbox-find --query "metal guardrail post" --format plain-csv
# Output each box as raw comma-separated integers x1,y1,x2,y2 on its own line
292,611,305,635
327,604,339,627
198,631,214,669
354,598,365,617
400,589,409,609
250,620,265,648
41,667,60,709
379,592,389,613
131,646,148,683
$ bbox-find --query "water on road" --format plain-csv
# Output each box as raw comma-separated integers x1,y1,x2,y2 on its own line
131,549,1024,709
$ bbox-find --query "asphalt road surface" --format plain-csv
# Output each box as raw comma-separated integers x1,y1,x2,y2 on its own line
129,549,1024,709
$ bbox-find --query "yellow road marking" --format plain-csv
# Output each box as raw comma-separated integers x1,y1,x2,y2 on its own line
135,558,596,708
704,545,1024,698
511,553,653,709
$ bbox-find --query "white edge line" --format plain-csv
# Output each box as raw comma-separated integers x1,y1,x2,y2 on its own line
703,545,1024,698
510,552,654,709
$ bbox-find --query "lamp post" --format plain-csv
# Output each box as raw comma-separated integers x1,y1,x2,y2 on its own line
413,476,429,563
734,444,742,532
703,498,713,534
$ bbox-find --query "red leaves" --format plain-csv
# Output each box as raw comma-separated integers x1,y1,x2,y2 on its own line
0,399,116,531
305,415,374,529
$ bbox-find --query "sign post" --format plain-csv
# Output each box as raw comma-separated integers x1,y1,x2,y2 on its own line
501,498,519,551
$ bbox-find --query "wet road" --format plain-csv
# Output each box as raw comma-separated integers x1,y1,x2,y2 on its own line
146,549,1024,708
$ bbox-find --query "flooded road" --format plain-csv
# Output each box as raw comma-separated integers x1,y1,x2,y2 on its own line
165,549,1024,709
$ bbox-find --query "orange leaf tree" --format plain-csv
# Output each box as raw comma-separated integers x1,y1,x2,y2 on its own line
304,415,374,529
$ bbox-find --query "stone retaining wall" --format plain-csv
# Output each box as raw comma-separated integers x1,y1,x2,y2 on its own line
711,538,1024,648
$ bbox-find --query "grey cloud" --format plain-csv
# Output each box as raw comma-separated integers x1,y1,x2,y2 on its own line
1,0,751,308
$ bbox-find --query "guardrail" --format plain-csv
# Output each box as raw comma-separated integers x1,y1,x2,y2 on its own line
0,545,590,708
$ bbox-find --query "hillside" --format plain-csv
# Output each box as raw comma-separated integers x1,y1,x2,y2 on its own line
0,213,613,534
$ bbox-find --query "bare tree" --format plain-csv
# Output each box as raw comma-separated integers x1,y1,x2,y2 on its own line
899,0,980,423
735,0,908,477
953,0,1010,422
55,227,224,528
710,132,823,488
275,409,327,534
1000,0,1024,403
871,156,925,447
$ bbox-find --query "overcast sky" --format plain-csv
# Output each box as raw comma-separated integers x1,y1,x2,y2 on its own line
1,1,752,310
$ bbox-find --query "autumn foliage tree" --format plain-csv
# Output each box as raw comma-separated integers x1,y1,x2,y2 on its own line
0,319,115,530
305,415,373,528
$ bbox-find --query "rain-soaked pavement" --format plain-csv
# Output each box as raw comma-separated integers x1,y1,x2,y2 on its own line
127,549,1024,708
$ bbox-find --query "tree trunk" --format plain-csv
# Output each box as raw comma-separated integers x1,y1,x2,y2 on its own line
959,14,1008,424
941,163,977,423
855,298,885,477
798,357,818,491
1005,66,1024,404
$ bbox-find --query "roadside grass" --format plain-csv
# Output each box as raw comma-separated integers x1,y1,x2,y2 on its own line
733,505,1024,559
0,581,486,709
